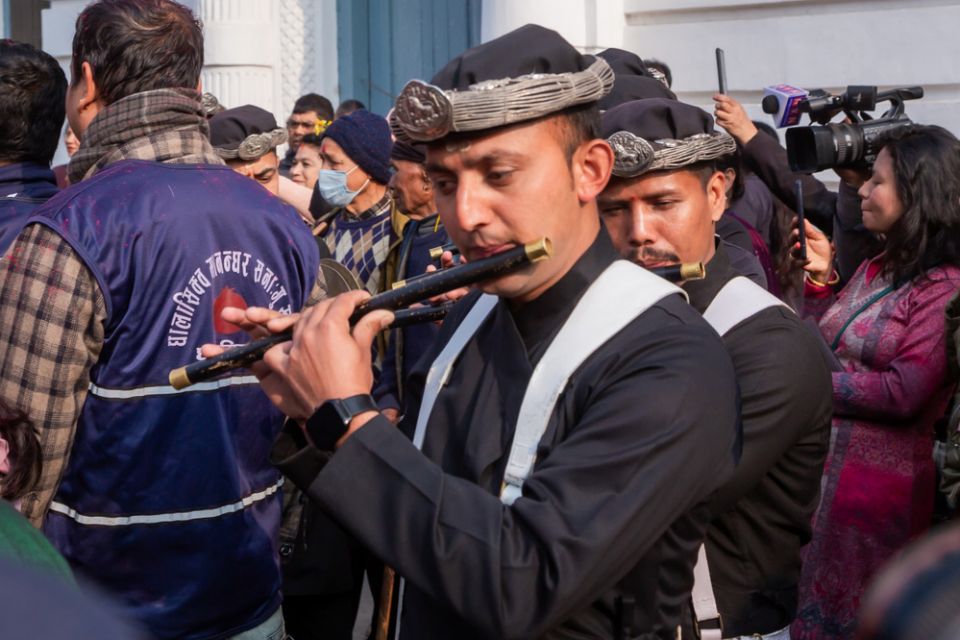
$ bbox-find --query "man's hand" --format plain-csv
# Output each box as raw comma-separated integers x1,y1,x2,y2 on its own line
203,294,393,431
425,250,470,306
713,94,758,145
201,307,309,419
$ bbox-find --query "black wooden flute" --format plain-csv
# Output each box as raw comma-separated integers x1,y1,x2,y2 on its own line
168,239,552,389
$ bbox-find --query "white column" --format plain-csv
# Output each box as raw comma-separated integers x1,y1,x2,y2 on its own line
0,1,7,39
481,0,625,52
198,0,280,116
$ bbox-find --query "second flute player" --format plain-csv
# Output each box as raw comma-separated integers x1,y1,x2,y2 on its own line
205,26,741,639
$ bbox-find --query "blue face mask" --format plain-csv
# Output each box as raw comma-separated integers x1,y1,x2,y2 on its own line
316,165,369,207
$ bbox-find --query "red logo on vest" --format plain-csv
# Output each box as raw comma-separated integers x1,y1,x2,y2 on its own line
212,287,248,334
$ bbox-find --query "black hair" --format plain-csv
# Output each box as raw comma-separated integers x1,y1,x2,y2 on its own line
292,93,334,121
0,40,67,165
0,399,41,502
716,150,744,203
335,99,366,119
644,58,672,88
71,0,203,105
556,103,602,161
879,124,960,286
298,133,323,148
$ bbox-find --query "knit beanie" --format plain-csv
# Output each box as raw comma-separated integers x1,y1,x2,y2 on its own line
322,109,393,185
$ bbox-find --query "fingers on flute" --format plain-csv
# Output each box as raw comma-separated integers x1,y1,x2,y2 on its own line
200,344,225,358
353,309,394,347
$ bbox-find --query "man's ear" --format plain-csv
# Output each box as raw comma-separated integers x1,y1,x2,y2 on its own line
77,61,103,114
573,138,614,204
707,170,727,223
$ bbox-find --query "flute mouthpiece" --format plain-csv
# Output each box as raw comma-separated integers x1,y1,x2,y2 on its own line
680,262,706,281
524,238,552,262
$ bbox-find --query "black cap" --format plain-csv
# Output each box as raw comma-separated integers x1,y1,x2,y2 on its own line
390,140,427,164
597,48,676,110
602,99,735,177
210,105,286,159
602,99,716,142
431,24,598,90
391,24,613,142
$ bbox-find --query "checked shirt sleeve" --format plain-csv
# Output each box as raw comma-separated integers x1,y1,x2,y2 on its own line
0,224,106,527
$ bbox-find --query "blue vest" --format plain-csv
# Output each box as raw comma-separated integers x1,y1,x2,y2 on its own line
0,162,59,255
33,160,319,639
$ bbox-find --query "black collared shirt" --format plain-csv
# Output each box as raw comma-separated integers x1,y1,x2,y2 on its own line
277,227,741,639
681,242,832,636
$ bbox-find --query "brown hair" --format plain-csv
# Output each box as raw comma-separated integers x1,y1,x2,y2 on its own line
71,0,204,105
0,400,42,502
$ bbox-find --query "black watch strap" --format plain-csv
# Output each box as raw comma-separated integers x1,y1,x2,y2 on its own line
305,394,378,451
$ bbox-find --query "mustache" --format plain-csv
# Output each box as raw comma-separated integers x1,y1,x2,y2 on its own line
624,246,681,264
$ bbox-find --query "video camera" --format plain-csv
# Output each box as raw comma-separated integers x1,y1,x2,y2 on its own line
785,85,923,173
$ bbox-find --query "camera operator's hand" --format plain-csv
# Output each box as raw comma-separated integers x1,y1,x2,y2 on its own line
834,166,870,189
791,218,834,284
713,94,758,145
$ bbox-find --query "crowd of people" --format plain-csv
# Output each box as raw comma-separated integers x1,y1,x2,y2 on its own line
1,1,960,639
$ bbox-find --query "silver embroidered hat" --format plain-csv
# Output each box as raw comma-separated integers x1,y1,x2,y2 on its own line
390,24,614,143
209,105,287,161
601,98,736,177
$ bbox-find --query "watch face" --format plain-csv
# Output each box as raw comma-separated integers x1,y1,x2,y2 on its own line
306,395,378,451
306,402,350,451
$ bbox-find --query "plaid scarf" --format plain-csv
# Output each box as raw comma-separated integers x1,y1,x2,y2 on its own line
68,88,223,184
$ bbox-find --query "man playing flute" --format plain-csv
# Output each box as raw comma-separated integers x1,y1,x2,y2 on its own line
212,25,741,639
597,98,832,639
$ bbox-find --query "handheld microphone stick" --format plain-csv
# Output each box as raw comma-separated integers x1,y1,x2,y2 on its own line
716,48,727,95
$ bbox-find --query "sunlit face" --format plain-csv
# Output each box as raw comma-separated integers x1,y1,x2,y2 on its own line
598,168,726,268
858,148,904,234
226,150,280,195
286,110,319,150
319,137,371,193
389,158,433,219
290,143,322,190
64,125,80,156
425,117,602,302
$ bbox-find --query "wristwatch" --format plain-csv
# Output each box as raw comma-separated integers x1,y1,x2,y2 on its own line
305,394,379,451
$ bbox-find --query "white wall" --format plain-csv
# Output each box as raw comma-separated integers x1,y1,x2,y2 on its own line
622,0,960,143
482,0,960,185
482,0,626,52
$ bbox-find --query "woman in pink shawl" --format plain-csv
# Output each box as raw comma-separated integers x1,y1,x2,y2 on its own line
791,125,960,639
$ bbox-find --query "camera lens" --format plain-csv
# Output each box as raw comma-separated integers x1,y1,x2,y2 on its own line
827,123,864,166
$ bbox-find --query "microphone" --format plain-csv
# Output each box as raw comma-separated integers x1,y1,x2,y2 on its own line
761,84,809,128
